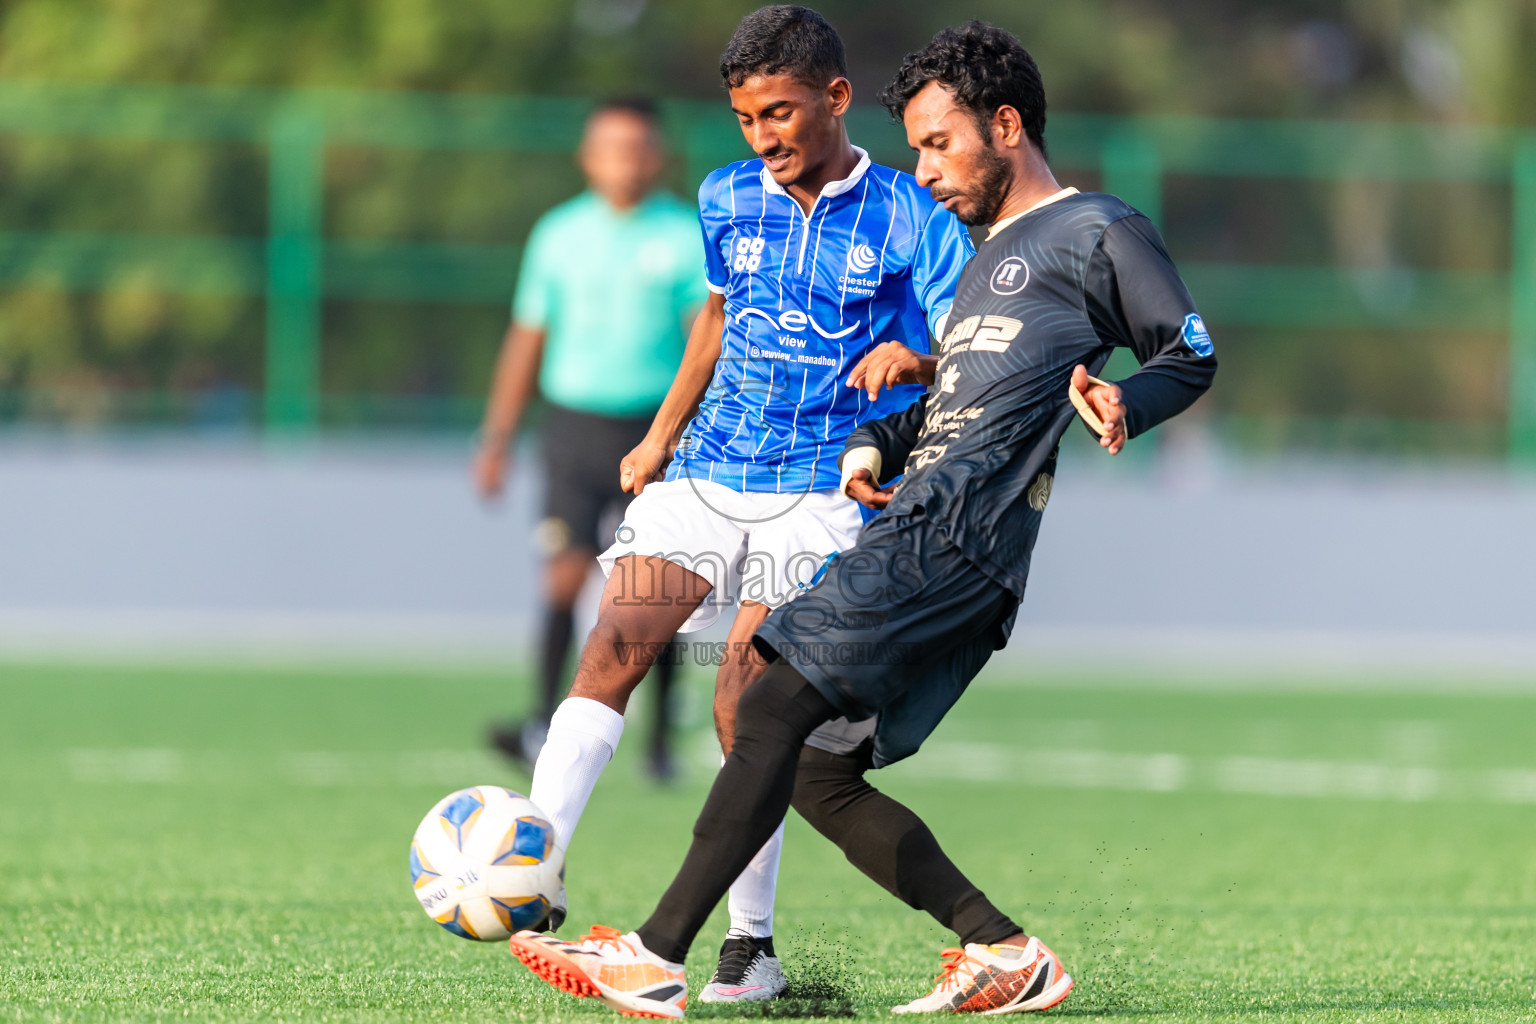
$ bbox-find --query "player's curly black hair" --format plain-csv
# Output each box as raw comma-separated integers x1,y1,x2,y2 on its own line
879,22,1047,158
719,5,847,90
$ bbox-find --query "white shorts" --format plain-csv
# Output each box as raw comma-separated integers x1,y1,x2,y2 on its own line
597,478,864,633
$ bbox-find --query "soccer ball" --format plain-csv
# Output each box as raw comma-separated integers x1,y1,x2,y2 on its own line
409,786,564,940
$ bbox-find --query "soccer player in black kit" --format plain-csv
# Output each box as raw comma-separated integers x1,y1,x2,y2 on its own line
508,21,1218,1018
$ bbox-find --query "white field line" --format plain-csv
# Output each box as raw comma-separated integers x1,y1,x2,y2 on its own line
896,743,1536,805
65,748,185,783
61,748,506,788
55,744,1536,805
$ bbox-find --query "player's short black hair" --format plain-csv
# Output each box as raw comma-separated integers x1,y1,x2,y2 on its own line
719,5,847,90
590,95,660,126
879,22,1048,158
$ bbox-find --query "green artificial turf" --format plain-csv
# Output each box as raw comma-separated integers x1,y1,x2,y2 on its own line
1,660,1533,1022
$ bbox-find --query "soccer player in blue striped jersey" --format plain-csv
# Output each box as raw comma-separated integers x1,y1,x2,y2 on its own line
522,5,971,1001
673,116,965,495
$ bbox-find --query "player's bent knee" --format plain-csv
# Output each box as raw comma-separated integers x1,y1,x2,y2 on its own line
790,776,834,836
791,746,869,839
568,621,653,704
732,661,837,749
732,667,790,735
576,619,628,668
711,665,754,726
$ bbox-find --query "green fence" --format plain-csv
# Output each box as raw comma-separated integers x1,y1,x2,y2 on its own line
0,82,1532,456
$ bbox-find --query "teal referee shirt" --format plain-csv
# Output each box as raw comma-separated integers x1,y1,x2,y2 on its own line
513,190,707,417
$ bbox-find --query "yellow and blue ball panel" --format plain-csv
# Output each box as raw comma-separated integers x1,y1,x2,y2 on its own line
433,904,480,940
490,895,551,933
436,789,485,851
492,816,554,866
409,840,442,891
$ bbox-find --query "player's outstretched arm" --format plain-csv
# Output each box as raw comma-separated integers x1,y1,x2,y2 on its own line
1082,214,1217,446
473,322,546,499
846,341,938,400
620,291,727,494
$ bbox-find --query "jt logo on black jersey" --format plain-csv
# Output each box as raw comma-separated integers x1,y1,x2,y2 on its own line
990,257,1030,295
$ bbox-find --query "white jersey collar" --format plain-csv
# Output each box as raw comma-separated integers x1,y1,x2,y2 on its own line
985,187,1080,240
760,146,871,200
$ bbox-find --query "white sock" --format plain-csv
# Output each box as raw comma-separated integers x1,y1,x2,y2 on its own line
726,768,786,939
528,697,625,850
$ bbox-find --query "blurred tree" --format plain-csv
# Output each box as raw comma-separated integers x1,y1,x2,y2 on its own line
0,0,1529,436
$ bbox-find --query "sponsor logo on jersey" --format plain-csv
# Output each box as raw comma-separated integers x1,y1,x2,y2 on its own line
924,404,984,437
1181,312,1214,357
940,363,962,393
941,314,1024,353
732,235,766,272
734,305,861,340
990,256,1030,295
839,242,882,296
846,243,878,274
838,275,880,297
911,444,949,468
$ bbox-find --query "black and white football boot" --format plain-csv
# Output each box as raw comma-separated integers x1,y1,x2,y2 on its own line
698,931,787,1003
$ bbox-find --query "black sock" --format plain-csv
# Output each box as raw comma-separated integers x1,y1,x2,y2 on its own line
636,662,837,963
538,606,575,723
791,745,1021,946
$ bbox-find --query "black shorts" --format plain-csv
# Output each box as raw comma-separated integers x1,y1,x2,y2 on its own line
753,510,1019,768
538,404,654,556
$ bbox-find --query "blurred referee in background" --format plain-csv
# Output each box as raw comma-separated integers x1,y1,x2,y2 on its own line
474,97,706,780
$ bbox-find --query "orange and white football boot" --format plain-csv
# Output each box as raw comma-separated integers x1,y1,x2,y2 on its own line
892,937,1073,1015
509,925,687,1019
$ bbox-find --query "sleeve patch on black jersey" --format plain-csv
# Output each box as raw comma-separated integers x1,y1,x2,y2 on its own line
1181,312,1214,357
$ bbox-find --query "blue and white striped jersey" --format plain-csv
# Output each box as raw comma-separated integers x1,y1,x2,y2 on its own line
665,147,974,494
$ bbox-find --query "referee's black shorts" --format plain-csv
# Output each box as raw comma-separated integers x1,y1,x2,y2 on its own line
537,403,654,557
752,509,1019,768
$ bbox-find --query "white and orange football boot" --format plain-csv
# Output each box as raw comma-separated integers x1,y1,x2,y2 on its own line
509,924,687,1019
892,937,1073,1015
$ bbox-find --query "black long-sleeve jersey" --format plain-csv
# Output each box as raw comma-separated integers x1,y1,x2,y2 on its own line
840,190,1217,599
